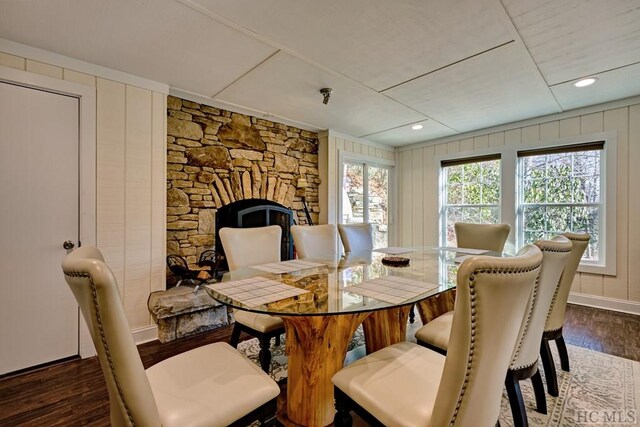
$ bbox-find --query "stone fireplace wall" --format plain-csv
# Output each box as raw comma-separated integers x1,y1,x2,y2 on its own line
166,96,320,277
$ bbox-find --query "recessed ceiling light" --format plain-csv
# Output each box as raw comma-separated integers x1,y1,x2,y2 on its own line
573,77,598,88
411,124,424,130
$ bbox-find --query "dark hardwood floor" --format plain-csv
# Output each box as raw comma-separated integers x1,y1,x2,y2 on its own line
0,304,638,426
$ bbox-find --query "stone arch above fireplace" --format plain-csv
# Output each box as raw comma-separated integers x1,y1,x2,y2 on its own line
166,95,320,280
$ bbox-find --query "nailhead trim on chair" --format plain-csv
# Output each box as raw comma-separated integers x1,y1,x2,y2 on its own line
510,276,539,370
64,271,136,427
564,234,591,242
449,260,543,426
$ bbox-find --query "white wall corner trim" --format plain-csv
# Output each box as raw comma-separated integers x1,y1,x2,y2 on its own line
0,38,169,94
569,293,640,316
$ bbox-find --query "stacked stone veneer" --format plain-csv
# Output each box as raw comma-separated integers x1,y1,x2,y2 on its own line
166,96,320,278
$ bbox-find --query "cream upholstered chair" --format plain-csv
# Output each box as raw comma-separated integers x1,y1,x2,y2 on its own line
454,222,511,252
337,223,374,252
61,246,279,427
541,232,589,396
291,224,338,258
415,237,572,426
219,225,285,372
332,245,543,427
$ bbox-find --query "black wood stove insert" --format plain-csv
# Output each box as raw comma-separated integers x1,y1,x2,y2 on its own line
214,199,294,272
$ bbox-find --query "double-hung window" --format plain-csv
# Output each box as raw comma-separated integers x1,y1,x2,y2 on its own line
440,155,501,247
517,142,604,263
438,136,615,274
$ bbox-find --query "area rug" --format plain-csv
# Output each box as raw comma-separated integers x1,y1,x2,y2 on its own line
237,328,640,426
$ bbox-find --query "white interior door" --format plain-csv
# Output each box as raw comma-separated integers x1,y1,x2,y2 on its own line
0,81,80,375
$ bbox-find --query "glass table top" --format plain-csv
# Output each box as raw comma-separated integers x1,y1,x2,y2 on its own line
204,247,502,316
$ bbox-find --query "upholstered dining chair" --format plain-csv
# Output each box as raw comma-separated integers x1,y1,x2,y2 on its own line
332,245,543,427
415,237,572,426
219,225,285,372
291,224,338,258
454,222,511,252
337,223,374,252
540,232,589,396
62,246,279,427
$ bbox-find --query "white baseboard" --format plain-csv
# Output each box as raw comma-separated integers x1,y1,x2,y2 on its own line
132,325,159,345
568,293,640,316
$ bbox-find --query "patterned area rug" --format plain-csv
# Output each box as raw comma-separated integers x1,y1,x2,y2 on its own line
237,328,640,426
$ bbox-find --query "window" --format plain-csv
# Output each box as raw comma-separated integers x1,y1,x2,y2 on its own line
440,155,501,246
518,142,604,263
437,136,615,274
342,161,391,248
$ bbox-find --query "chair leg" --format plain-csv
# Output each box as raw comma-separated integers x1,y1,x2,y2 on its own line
230,323,242,348
556,335,570,372
540,340,559,397
505,371,528,427
334,388,353,427
258,398,278,426
531,369,547,414
274,334,281,347
258,335,272,373
409,304,415,324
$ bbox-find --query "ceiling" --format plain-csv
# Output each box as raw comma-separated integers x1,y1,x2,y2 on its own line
1,0,639,147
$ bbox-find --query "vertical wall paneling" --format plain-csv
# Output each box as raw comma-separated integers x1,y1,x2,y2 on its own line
539,121,560,141
434,143,447,156
559,116,581,138
150,92,166,302
473,135,489,150
460,137,474,152
96,79,126,296
489,132,505,147
63,69,96,87
400,149,413,245
124,86,153,328
602,108,629,300
628,105,640,302
446,140,460,154
25,59,63,79
581,112,604,135
521,125,540,144
504,128,522,146
411,148,424,246
423,145,437,245
580,273,604,296
0,51,25,70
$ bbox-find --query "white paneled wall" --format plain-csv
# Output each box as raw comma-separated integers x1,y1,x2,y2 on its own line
1,50,167,330
398,103,640,305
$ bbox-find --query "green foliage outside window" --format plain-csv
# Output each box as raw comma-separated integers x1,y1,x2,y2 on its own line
443,159,501,246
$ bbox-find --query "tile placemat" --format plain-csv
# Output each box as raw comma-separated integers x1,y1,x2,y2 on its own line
250,259,326,274
206,276,309,307
344,276,438,304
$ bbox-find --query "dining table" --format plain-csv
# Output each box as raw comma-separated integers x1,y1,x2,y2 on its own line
204,247,498,427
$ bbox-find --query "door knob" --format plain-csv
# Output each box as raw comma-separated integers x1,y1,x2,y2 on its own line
63,240,75,250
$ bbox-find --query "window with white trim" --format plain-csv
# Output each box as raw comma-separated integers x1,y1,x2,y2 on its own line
438,137,615,274
342,161,392,248
440,155,501,247
517,142,603,263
